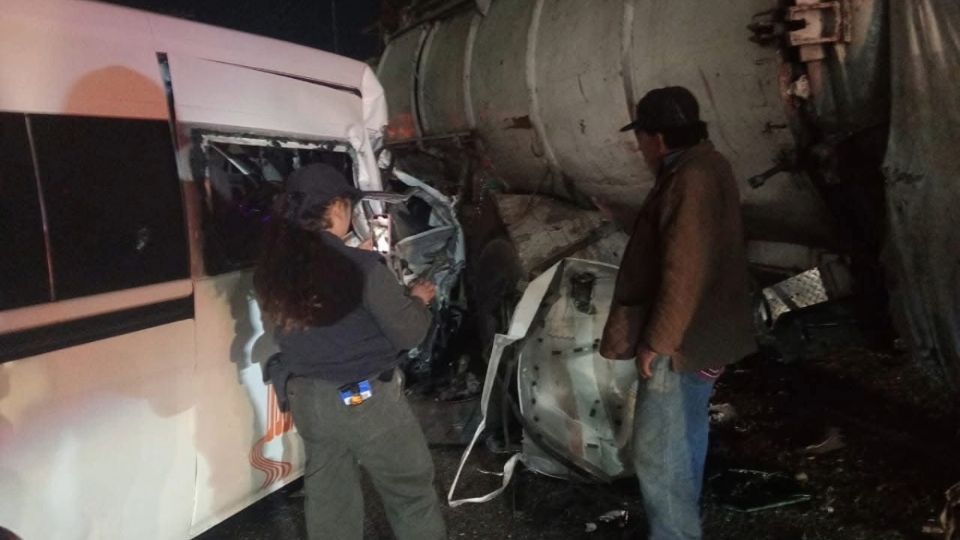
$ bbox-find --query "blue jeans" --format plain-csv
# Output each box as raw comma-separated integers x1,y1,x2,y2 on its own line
633,357,715,540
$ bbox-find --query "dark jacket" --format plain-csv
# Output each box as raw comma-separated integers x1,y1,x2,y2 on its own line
599,141,757,371
276,233,431,384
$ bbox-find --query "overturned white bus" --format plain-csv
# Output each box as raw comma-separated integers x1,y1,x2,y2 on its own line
0,1,392,538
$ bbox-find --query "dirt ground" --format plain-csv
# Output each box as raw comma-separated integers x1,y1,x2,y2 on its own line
198,348,959,540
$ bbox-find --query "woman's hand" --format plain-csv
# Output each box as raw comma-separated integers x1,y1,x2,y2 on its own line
409,280,437,306
358,237,375,251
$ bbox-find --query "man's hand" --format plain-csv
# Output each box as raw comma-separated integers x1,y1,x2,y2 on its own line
636,345,658,379
409,280,437,306
358,237,375,251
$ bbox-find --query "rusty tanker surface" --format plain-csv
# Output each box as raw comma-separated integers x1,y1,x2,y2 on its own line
376,0,960,494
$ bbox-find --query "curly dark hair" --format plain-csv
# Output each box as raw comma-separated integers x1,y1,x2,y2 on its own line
253,196,364,331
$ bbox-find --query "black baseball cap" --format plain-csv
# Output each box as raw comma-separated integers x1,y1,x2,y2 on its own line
284,163,361,224
619,86,704,133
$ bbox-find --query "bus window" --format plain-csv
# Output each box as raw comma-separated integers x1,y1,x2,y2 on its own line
29,114,189,300
0,113,50,309
195,138,354,275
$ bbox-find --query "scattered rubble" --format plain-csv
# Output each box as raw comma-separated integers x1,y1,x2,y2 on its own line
709,402,738,426
597,509,629,526
803,427,847,455
584,509,629,534
710,469,812,513
932,481,960,539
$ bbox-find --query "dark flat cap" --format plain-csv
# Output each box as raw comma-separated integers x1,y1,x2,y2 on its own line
620,86,703,132
284,163,360,225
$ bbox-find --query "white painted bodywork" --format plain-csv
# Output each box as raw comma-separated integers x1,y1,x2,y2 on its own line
0,1,387,538
516,259,636,480
0,322,197,539
448,259,637,506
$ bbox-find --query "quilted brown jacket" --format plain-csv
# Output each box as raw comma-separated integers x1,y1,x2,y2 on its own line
599,141,756,371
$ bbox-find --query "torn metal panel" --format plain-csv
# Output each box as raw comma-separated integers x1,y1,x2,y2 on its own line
447,263,557,506
394,226,458,271
517,259,636,480
762,261,854,323
448,258,637,506
387,169,467,376
391,169,465,293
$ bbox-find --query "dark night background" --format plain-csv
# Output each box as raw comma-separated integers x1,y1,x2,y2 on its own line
100,0,389,62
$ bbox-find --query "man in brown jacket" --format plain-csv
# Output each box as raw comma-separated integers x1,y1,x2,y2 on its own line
597,87,756,540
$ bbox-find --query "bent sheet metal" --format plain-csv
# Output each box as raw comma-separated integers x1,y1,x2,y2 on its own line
448,258,638,506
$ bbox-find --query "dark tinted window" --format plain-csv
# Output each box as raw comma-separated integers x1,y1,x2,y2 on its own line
30,115,189,299
0,113,50,309
197,141,353,275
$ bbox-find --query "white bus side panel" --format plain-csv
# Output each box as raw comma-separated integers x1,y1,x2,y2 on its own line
188,273,304,537
165,54,363,141
0,321,197,540
0,1,166,119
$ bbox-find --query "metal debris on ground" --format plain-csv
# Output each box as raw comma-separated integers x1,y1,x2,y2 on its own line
585,509,629,534
710,469,812,513
932,481,960,539
803,427,846,455
709,403,738,426
597,509,629,527
922,520,942,536
437,372,482,401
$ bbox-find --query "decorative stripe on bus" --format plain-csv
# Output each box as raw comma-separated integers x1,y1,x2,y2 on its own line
249,385,295,489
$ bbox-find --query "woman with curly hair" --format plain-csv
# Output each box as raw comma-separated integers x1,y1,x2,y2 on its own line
254,163,446,540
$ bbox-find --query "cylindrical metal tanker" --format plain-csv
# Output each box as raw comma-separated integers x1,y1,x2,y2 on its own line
380,0,960,392
378,0,842,247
